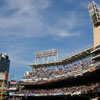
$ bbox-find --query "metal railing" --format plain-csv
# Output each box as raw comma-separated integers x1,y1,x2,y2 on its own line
59,45,93,62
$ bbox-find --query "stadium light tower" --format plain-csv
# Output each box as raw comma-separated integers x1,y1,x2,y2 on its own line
88,1,100,48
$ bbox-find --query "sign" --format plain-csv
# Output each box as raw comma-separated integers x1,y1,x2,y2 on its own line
0,73,8,80
35,49,58,58
10,81,17,85
89,66,96,72
0,73,5,80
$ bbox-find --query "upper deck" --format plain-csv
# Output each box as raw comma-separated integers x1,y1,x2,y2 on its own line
30,45,93,68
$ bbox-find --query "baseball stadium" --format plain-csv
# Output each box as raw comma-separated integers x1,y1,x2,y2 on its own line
0,1,100,100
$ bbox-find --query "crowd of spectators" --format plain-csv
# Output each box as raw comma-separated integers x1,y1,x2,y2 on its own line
14,83,99,95
0,82,8,93
8,98,22,100
8,83,100,100
22,60,93,83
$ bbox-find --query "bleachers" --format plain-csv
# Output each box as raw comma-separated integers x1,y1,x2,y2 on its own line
22,60,93,83
10,82,100,96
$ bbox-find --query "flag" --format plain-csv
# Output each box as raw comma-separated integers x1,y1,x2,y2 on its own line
4,73,8,80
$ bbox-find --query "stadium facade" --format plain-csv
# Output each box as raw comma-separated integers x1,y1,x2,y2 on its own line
6,1,100,100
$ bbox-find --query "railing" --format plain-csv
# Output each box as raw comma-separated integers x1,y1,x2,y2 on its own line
59,45,93,62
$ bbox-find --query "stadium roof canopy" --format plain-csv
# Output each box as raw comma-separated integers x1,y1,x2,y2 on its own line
30,45,93,68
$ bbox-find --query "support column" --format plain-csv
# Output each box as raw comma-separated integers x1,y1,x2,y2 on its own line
80,59,83,69
93,25,100,47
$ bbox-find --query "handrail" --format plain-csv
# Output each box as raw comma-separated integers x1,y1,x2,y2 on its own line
59,45,93,61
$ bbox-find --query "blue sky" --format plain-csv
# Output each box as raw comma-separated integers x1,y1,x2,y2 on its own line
0,0,99,81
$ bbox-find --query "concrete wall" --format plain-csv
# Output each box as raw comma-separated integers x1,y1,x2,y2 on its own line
93,26,100,47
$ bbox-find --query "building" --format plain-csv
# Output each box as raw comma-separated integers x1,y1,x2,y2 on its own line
0,53,10,81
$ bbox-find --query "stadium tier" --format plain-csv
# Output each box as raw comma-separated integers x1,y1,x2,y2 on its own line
30,45,93,67
9,83,100,96
22,59,93,84
8,82,100,100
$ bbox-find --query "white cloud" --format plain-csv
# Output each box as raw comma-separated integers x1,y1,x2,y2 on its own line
5,43,34,71
64,0,90,9
0,0,50,37
46,11,83,38
0,0,83,38
0,0,86,68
